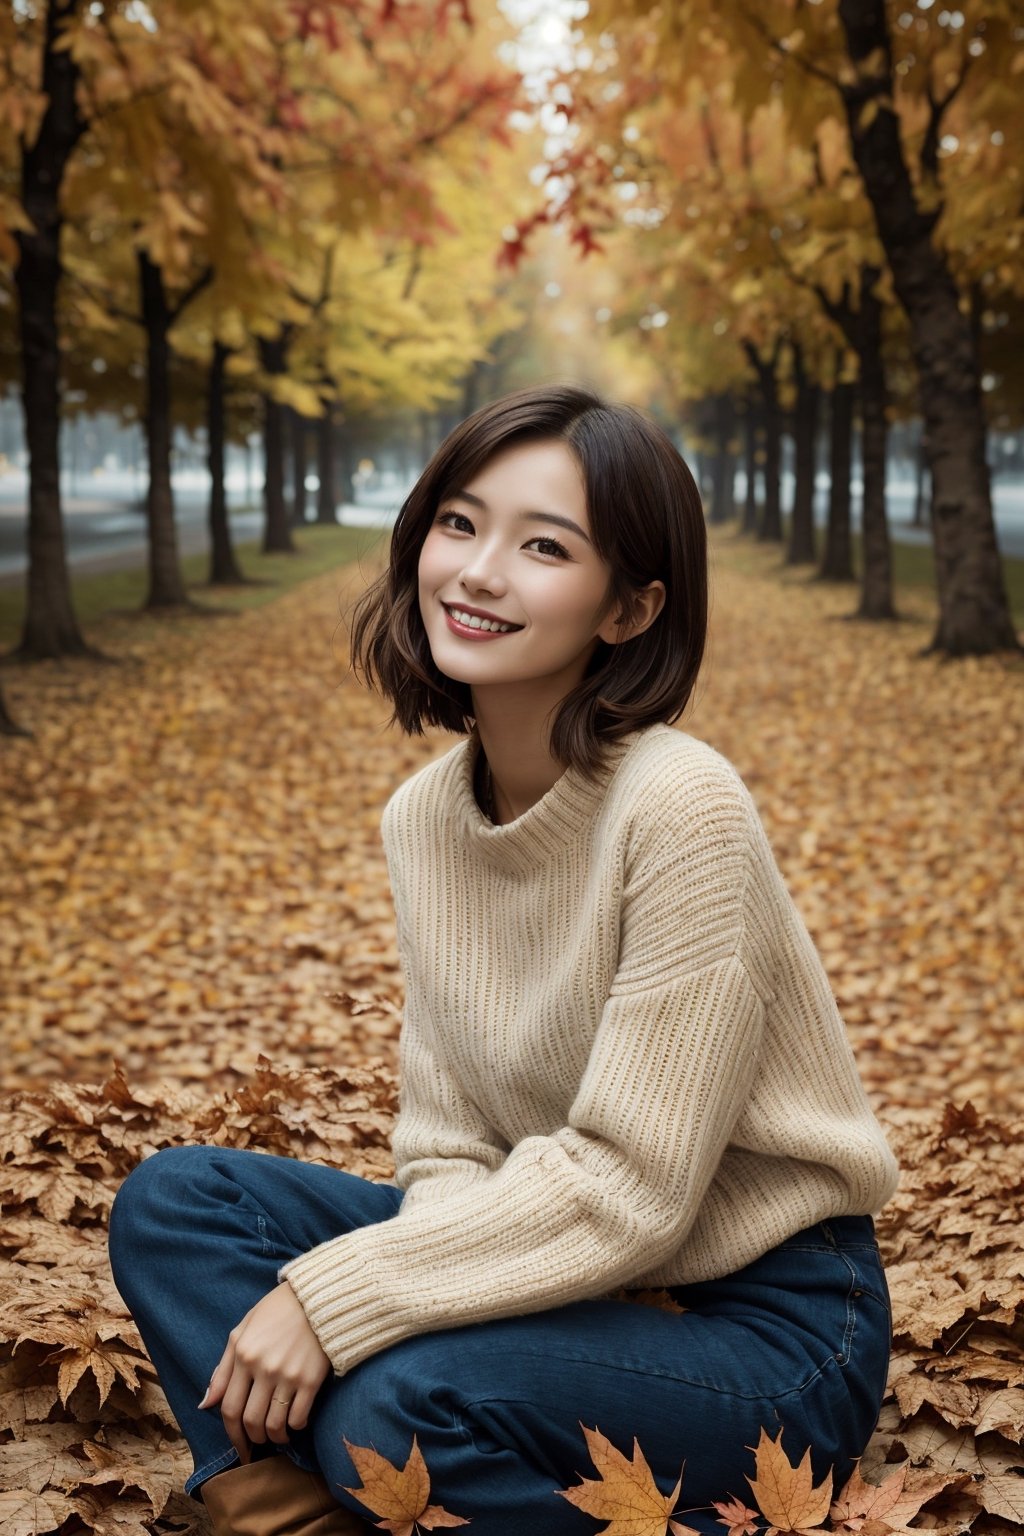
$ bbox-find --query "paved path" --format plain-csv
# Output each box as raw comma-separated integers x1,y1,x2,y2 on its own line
0,482,407,590
0,473,1021,591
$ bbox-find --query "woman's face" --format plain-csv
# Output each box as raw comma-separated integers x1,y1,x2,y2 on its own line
417,439,624,701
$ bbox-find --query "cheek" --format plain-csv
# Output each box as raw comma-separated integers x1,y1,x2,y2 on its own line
417,534,448,595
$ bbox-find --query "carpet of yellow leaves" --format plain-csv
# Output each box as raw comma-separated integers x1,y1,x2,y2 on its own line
2,538,1021,1111
1,535,1022,1535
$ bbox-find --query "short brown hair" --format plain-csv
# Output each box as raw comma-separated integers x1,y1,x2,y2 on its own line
347,384,707,777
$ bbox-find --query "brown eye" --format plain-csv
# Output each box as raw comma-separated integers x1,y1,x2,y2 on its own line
437,511,473,532
527,536,570,560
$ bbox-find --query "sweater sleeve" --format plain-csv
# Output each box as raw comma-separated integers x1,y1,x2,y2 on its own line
279,770,771,1375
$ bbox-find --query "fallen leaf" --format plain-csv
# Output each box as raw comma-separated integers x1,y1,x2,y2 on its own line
0,1487,74,1535
829,1461,960,1532
974,1387,1024,1439
0,1424,86,1495
712,1495,761,1534
745,1429,832,1534
557,1423,684,1535
342,1434,468,1535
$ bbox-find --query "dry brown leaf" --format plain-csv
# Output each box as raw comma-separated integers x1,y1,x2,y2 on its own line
711,1495,761,1534
974,1388,1024,1439
0,1423,86,1495
0,1487,75,1536
341,1434,468,1535
884,1266,974,1349
973,1439,1024,1522
73,1429,180,1519
829,1461,962,1532
745,1428,832,1534
49,1332,147,1409
892,1374,979,1427
68,1485,165,1535
556,1423,686,1536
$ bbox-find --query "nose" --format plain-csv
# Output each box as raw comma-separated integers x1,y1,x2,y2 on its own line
458,535,509,598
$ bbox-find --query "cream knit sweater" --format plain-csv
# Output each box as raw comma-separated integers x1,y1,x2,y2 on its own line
280,722,899,1377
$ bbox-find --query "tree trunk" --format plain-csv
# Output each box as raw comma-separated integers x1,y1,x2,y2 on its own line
742,392,760,534
709,394,736,525
138,251,190,608
855,270,895,619
207,340,245,585
837,0,1019,655
334,417,356,509
0,686,31,736
258,335,295,554
462,361,483,417
12,0,91,661
787,343,819,564
745,341,783,541
762,385,782,542
291,409,308,526
820,375,856,581
913,429,930,527
316,407,337,524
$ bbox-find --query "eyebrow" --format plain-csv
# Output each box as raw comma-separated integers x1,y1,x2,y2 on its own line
450,489,593,547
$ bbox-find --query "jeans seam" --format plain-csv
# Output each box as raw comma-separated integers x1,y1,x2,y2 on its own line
834,1251,858,1366
184,1445,240,1499
454,1349,830,1401
184,1443,318,1501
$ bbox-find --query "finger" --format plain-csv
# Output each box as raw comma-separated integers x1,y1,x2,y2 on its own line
241,1375,276,1448
265,1389,294,1446
221,1370,258,1462
200,1339,235,1410
286,1383,318,1434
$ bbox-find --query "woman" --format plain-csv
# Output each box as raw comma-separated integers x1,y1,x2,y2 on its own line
108,385,899,1536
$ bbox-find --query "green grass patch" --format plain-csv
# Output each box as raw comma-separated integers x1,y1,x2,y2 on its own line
0,522,389,649
709,515,1024,628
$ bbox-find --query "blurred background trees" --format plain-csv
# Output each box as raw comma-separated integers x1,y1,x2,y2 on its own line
1,0,1022,735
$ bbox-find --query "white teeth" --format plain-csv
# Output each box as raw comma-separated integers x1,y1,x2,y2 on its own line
447,607,516,633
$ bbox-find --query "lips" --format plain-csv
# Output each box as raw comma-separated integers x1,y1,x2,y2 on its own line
442,603,524,634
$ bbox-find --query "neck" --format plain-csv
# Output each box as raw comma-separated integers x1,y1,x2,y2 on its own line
471,685,569,824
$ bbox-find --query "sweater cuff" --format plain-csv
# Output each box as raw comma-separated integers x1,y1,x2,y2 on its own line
278,1237,400,1376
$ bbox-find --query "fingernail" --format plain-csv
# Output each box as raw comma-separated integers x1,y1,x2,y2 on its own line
197,1390,209,1409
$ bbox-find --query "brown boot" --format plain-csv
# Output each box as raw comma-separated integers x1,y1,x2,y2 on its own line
200,1453,366,1534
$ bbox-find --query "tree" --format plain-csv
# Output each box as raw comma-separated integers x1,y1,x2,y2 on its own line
834,0,1018,653
1,0,527,673
7,0,92,661
559,0,1021,656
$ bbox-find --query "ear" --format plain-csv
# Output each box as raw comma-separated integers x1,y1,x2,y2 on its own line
597,580,667,646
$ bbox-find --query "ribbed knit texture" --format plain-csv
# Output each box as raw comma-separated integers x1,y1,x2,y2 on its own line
280,722,900,1376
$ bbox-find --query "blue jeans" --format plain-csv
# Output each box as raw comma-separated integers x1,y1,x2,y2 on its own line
107,1146,892,1534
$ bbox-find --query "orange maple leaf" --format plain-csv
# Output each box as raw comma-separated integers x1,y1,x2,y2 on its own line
557,1423,695,1536
341,1435,469,1535
829,1460,961,1533
745,1428,832,1535
713,1495,762,1535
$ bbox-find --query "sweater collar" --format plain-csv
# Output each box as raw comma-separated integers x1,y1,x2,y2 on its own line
452,723,655,871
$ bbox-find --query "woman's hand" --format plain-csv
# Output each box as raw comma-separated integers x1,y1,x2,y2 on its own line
198,1281,331,1464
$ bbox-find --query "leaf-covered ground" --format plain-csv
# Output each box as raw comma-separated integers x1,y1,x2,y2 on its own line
1,535,1022,1534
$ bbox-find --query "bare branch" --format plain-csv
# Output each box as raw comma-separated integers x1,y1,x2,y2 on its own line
700,97,721,175
734,3,845,93
168,264,213,325
920,43,975,178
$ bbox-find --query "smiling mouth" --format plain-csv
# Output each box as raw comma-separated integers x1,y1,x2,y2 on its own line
442,603,524,635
